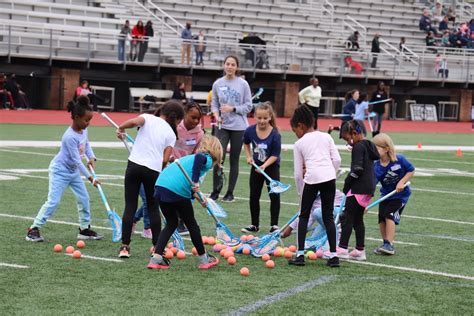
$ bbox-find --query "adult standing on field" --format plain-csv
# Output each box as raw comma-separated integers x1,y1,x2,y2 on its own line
298,77,322,129
370,81,389,137
209,55,252,202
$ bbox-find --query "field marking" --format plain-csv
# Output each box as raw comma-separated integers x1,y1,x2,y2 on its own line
65,253,122,263
0,262,29,269
365,237,420,246
399,232,474,243
223,276,335,316
346,260,474,281
0,148,126,163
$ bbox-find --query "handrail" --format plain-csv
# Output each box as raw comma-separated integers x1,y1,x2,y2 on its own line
145,0,183,36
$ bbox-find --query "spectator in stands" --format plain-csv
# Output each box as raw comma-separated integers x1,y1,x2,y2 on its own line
193,30,206,66
447,5,456,27
344,55,364,74
346,31,360,51
240,33,266,67
371,33,380,68
431,1,444,24
435,54,449,78
469,19,474,48
439,15,449,32
419,9,437,34
209,55,252,202
298,77,322,129
171,82,187,104
370,81,389,137
118,20,130,62
181,22,193,65
0,73,15,110
130,20,145,62
399,37,407,53
138,20,154,62
441,30,451,47
425,31,438,52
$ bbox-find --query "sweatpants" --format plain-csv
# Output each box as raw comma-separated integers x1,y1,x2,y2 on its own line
339,196,365,250
297,179,336,252
122,160,160,245
249,164,280,227
212,128,244,195
154,197,205,256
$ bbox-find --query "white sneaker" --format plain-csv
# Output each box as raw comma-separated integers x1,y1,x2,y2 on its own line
348,249,366,261
141,228,152,239
323,247,349,259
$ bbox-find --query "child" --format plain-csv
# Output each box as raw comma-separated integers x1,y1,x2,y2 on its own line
116,100,184,258
328,89,359,134
372,133,415,255
147,135,223,270
289,106,341,267
241,102,281,234
354,93,369,136
338,120,380,261
26,96,102,241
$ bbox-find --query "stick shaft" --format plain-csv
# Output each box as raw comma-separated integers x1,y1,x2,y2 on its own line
366,181,411,210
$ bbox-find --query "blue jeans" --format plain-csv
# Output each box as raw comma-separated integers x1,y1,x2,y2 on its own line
118,39,125,61
196,51,204,65
133,184,150,229
374,112,383,132
32,161,90,229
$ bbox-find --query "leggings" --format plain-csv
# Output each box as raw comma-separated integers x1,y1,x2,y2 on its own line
154,197,205,256
305,103,319,129
339,196,365,250
213,128,244,195
122,160,160,245
297,179,336,252
249,164,280,227
374,112,383,132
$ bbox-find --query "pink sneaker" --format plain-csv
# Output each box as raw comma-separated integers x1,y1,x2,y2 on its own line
348,249,366,261
147,256,170,270
142,228,152,239
323,247,349,259
198,255,219,269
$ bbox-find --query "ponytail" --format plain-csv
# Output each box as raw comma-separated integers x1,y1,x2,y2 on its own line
67,95,92,119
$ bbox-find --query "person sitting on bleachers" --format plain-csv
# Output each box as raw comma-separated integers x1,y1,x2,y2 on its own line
469,19,474,48
346,31,360,51
419,9,437,34
439,16,449,32
441,30,451,47
431,1,444,24
344,55,363,74
425,31,438,52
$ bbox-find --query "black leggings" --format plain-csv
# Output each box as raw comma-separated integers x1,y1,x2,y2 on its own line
213,128,244,195
154,197,205,256
249,164,280,227
339,196,365,250
305,103,319,129
297,179,336,252
122,160,160,245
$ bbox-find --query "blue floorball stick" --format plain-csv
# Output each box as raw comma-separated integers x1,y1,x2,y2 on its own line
364,181,411,212
251,162,291,194
100,112,185,249
175,159,240,246
88,166,122,242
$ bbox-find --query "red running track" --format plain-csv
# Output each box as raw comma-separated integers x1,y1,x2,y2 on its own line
0,109,472,133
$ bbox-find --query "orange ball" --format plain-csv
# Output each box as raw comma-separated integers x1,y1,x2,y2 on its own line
53,244,63,253
261,254,271,261
288,245,297,252
220,248,227,257
170,247,178,255
176,250,186,260
308,252,318,260
266,260,275,269
65,246,75,254
164,249,174,259
284,247,289,252
207,237,216,245
284,250,293,259
273,249,282,257
227,256,237,265
242,247,251,255
224,250,234,259
192,247,198,256
76,240,85,249
240,267,250,276
202,236,209,244
247,235,254,240
240,235,248,241
72,250,81,259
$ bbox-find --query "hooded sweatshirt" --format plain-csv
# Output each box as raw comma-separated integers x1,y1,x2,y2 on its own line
343,139,380,195
172,120,204,159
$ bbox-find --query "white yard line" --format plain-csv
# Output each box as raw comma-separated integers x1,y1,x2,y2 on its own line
65,253,122,263
0,262,29,269
0,148,126,163
365,237,420,246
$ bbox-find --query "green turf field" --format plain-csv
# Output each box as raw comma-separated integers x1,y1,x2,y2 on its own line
0,124,473,315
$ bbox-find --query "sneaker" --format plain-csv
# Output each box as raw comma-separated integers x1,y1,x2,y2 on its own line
25,227,44,242
147,256,170,270
348,249,366,261
198,254,219,269
373,243,385,255
221,192,234,202
208,192,219,201
379,243,395,255
77,226,103,240
141,228,152,239
131,222,137,234
118,245,131,258
269,225,279,233
326,256,340,267
288,255,305,266
323,247,349,259
241,225,259,233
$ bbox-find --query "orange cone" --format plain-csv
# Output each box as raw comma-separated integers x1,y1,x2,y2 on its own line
417,143,422,150
456,148,463,157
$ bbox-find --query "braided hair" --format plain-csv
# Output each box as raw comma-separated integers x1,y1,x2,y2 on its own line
339,119,364,139
290,105,314,129
66,95,92,119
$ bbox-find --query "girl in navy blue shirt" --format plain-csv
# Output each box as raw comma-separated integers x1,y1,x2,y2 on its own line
373,133,415,255
328,89,359,134
242,102,282,233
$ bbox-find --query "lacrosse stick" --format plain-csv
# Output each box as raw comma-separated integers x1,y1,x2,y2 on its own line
252,87,264,101
367,112,376,132
252,162,291,194
368,98,392,106
175,160,240,246
364,181,411,212
100,112,135,151
88,166,122,242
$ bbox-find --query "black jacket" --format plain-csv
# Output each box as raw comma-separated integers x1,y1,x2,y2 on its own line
343,140,380,195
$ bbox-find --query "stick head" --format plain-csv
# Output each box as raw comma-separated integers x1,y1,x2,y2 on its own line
269,181,291,194
206,199,227,218
108,209,122,243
